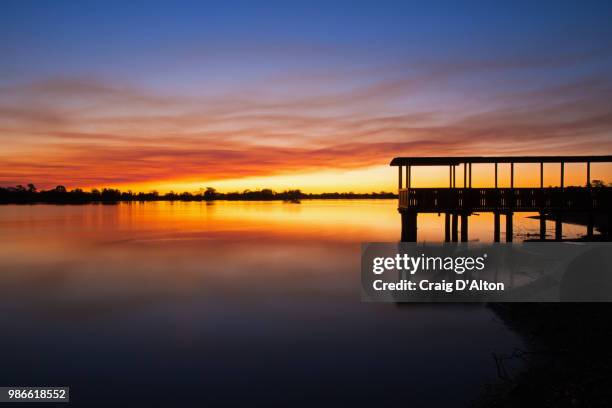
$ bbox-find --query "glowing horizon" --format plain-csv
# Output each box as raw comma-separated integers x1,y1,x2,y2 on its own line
13,161,608,195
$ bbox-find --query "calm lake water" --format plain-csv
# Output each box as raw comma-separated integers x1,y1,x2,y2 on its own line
0,200,563,406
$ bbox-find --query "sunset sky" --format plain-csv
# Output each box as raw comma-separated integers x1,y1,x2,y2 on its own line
1,0,612,193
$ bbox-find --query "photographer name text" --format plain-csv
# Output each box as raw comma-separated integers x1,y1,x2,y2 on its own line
372,279,504,293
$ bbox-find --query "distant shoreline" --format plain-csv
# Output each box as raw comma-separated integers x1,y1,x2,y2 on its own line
0,197,398,204
0,185,397,204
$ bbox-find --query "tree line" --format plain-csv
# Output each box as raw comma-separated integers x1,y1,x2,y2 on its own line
0,184,397,204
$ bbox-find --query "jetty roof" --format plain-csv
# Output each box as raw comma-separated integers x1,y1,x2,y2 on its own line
390,155,612,166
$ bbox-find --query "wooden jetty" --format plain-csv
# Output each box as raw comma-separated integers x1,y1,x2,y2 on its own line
390,155,612,242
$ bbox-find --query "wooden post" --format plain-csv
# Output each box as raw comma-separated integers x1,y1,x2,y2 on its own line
506,212,513,242
469,163,472,188
560,163,565,220
398,166,403,190
539,212,546,240
587,161,593,237
444,213,451,242
460,214,468,242
555,214,562,241
410,212,417,242
463,163,467,188
407,165,411,190
587,161,591,187
540,162,545,211
494,163,498,188
401,211,407,242
401,211,417,242
587,213,594,238
494,212,500,242
451,213,459,242
510,162,514,189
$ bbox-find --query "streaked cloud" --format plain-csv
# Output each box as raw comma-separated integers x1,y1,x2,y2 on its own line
1,49,612,190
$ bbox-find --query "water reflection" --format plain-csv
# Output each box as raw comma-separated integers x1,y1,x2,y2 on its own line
0,201,526,406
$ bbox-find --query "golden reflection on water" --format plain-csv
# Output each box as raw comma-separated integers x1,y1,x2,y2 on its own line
0,200,586,302
0,200,587,251
0,199,587,285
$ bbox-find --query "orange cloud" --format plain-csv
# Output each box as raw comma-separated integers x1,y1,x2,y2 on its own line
1,55,612,192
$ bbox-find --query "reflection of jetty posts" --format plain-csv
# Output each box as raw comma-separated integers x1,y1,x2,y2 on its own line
391,155,612,242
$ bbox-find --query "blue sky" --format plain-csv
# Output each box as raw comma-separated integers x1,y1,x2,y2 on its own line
3,0,611,85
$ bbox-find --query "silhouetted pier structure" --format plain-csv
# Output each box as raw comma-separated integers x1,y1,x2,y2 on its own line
391,155,612,242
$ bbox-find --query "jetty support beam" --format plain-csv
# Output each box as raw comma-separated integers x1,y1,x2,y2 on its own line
460,213,468,242
401,211,417,242
494,212,500,242
555,213,563,241
505,212,513,242
444,213,451,242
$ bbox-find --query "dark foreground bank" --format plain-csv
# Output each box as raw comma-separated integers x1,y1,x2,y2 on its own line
478,304,612,407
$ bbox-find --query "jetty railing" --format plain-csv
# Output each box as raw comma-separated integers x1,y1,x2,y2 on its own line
399,187,610,212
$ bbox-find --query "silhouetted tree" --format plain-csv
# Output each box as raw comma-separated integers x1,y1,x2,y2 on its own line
260,189,274,200
101,188,121,201
592,180,607,188
203,187,217,201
